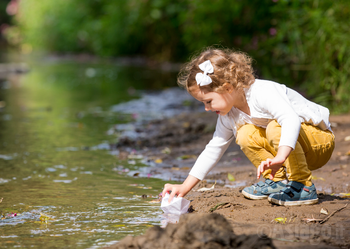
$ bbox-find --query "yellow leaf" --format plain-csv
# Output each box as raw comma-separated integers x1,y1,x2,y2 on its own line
39,213,54,222
311,175,325,181
274,217,287,224
339,193,350,198
228,173,235,182
155,158,163,164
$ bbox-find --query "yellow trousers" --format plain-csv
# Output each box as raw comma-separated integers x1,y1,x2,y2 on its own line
235,120,335,186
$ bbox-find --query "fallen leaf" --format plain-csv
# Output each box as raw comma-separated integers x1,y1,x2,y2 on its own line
346,151,350,156
177,155,197,160
148,199,161,203
209,202,229,212
274,217,287,224
339,193,350,198
227,173,235,182
154,158,163,164
128,154,143,159
161,147,171,154
311,175,325,181
40,213,54,223
197,181,216,192
345,136,350,141
320,208,328,215
113,224,125,227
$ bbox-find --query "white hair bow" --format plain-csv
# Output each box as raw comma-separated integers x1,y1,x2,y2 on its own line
195,60,214,86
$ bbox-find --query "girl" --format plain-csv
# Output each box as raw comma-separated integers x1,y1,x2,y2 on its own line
162,48,335,206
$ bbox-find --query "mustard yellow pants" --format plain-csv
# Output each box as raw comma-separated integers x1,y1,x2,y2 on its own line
235,120,335,186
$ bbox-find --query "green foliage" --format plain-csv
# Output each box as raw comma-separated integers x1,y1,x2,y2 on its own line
14,0,350,112
0,0,11,25
265,0,350,112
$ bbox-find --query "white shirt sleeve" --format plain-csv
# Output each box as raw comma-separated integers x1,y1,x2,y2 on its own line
253,82,301,149
189,115,235,180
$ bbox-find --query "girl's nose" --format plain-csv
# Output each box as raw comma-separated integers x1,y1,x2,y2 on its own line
204,105,210,112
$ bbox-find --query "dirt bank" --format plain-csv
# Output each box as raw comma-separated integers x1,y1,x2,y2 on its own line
109,111,350,248
108,213,275,249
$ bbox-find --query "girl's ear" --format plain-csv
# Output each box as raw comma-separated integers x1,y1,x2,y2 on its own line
222,83,234,93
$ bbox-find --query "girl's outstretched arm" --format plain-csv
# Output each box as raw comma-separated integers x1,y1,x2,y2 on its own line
257,145,293,180
162,175,200,203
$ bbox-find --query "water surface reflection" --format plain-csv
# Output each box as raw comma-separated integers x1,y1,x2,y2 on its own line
0,57,178,248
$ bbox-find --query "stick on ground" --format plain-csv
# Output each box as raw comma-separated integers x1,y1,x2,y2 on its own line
320,203,348,224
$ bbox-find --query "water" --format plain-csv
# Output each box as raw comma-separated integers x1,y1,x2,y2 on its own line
0,55,180,248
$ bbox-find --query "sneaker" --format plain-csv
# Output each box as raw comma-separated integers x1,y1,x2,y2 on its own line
242,179,287,200
268,181,318,206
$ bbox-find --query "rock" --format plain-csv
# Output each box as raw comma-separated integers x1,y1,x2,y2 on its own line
105,213,275,249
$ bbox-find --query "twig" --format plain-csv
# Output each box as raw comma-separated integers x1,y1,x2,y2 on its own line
209,202,229,212
320,203,348,224
302,215,323,223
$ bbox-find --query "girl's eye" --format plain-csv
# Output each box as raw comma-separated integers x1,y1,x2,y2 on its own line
206,100,211,104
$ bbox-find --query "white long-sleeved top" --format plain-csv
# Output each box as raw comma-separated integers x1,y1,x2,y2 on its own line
189,79,332,180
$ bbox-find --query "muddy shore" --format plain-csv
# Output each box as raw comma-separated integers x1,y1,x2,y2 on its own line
107,109,350,248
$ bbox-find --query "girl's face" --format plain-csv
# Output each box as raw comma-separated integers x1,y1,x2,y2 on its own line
191,84,242,116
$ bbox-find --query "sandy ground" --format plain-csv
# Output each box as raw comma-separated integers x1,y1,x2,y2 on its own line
109,112,350,248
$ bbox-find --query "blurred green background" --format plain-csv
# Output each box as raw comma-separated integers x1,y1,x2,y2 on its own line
1,0,350,113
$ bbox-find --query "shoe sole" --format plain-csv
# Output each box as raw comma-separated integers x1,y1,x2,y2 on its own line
268,196,319,206
242,190,268,200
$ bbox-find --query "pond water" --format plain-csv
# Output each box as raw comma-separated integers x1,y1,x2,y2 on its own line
0,55,182,248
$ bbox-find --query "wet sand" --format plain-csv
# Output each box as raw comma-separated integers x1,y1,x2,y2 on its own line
108,111,350,248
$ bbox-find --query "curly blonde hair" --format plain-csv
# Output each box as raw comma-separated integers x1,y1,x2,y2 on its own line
178,48,255,93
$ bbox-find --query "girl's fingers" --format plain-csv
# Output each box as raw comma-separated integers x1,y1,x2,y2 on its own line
162,184,172,197
257,159,272,179
257,163,264,178
168,190,177,203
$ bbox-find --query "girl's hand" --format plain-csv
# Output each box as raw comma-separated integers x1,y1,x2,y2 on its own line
162,175,200,203
162,183,189,203
257,156,285,180
257,145,293,180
